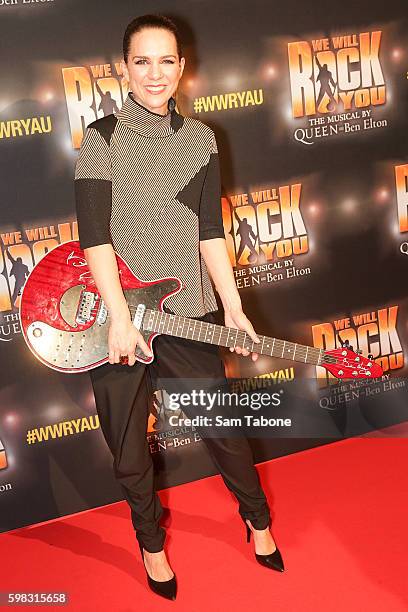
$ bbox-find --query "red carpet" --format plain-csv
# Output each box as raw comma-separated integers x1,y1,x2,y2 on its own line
1,436,407,611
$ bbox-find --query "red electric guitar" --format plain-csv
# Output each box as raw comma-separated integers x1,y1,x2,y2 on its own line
19,241,383,379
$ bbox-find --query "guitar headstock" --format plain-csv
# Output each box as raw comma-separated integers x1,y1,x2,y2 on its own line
322,344,383,380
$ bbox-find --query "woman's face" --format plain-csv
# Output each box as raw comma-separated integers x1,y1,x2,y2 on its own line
121,27,185,115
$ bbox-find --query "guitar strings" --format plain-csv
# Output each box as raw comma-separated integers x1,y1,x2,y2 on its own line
94,303,368,369
122,305,325,365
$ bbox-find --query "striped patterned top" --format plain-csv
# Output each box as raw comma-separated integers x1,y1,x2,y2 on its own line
74,92,225,317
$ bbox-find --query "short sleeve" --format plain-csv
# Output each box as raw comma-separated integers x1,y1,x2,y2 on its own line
199,131,225,241
74,127,112,249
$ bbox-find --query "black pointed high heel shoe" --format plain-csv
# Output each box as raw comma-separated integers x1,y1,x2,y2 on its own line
138,541,177,600
244,519,285,572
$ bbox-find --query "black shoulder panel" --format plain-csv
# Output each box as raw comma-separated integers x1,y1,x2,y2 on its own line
87,114,118,146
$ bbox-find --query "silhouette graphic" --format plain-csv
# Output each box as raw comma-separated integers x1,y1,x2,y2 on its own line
149,390,185,432
234,209,258,264
149,391,167,432
0,435,7,470
6,251,29,308
315,57,337,112
95,81,119,116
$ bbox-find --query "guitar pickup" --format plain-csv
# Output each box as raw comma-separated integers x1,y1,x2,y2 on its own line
132,303,146,330
96,299,107,325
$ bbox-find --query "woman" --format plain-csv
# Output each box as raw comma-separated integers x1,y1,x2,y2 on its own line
74,14,284,601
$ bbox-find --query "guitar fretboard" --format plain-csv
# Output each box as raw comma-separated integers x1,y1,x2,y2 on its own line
142,309,324,365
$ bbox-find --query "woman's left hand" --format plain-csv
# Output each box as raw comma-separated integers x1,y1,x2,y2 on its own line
225,308,260,362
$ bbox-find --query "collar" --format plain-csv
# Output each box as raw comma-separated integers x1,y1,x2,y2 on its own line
115,91,184,138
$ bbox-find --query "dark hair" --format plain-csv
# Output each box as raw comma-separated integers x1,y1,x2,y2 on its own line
123,14,183,63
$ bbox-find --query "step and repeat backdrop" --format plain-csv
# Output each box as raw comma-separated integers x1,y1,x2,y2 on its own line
0,0,407,532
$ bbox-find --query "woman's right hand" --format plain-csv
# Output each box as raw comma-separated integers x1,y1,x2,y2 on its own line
108,312,152,366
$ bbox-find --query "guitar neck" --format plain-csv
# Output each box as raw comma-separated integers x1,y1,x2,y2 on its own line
142,309,323,366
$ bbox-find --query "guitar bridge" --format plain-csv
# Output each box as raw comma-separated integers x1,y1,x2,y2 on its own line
76,290,97,325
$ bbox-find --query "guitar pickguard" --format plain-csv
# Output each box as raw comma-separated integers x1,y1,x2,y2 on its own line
20,240,181,372
26,283,180,372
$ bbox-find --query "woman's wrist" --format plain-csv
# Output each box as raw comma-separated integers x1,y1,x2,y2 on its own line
220,291,242,315
110,302,131,323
